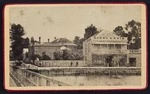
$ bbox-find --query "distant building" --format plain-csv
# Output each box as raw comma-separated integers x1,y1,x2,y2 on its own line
29,37,77,59
127,49,141,67
83,30,141,67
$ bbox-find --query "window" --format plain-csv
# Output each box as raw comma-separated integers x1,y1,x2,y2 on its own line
122,44,125,46
108,44,114,49
115,44,121,49
129,58,136,67
85,56,87,60
101,44,107,48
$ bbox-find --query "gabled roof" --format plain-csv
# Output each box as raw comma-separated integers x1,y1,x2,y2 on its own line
92,30,119,38
83,29,127,44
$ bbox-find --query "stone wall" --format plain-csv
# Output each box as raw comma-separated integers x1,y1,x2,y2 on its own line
34,60,85,67
38,67,141,76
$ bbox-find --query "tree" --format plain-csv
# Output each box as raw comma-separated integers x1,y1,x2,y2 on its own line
10,24,25,60
125,20,141,49
78,38,84,49
113,26,128,37
84,24,98,40
53,50,83,60
113,20,141,49
42,55,51,60
73,24,98,49
23,37,29,48
73,36,80,44
30,54,41,61
73,36,84,49
41,52,51,60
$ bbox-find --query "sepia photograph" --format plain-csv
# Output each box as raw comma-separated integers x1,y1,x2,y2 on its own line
4,4,147,90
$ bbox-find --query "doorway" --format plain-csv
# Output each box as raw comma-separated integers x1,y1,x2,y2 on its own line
129,58,136,67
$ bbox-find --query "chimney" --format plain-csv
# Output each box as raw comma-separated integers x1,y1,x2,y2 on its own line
48,39,50,42
39,37,41,44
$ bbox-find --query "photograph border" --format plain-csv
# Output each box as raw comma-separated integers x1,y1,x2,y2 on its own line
3,2,148,92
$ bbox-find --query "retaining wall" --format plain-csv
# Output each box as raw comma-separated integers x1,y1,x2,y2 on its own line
33,60,85,67
37,67,141,76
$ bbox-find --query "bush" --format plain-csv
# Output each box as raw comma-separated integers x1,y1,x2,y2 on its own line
41,55,51,60
30,54,41,61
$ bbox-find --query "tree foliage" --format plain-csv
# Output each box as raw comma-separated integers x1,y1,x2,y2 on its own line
84,24,98,40
30,54,41,61
73,24,98,49
30,53,51,61
41,52,51,60
113,26,128,37
113,20,141,49
10,24,25,60
73,36,84,49
23,37,30,48
53,50,83,60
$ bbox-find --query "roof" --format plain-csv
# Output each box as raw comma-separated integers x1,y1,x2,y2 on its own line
34,37,77,47
92,30,119,38
51,38,72,43
84,29,127,44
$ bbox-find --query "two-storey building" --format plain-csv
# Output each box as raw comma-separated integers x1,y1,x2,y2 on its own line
29,37,77,60
83,30,128,67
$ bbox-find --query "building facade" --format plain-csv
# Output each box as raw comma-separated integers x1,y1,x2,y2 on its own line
29,37,77,60
128,49,141,67
83,30,133,67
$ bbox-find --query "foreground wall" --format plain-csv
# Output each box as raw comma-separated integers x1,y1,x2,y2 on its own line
33,60,85,67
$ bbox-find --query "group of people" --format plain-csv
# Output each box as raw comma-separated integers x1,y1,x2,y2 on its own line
70,62,78,67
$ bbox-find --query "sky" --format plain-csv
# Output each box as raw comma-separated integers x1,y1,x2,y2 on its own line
9,4,142,42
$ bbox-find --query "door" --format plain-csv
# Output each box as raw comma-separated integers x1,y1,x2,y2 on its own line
129,58,136,67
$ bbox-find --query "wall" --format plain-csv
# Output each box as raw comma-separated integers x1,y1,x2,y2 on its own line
34,46,60,59
128,50,141,67
34,60,85,67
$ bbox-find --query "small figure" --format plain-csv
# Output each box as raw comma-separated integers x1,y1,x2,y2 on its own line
76,62,78,67
70,62,73,67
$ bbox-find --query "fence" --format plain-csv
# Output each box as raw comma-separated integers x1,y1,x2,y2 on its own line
10,65,71,86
